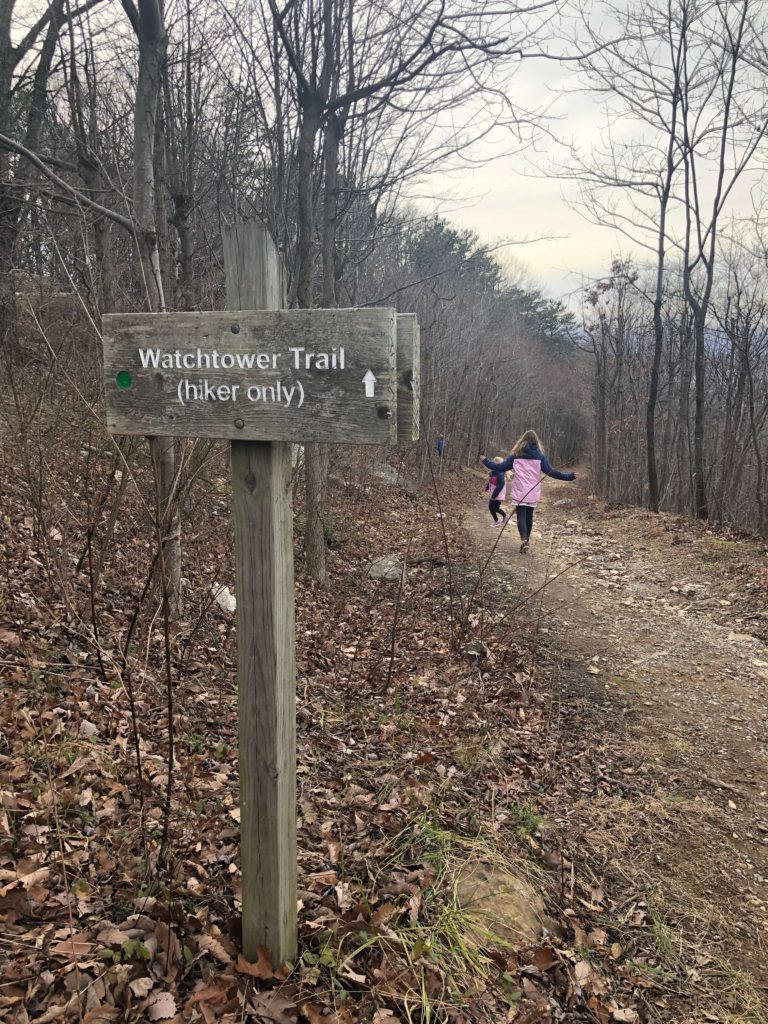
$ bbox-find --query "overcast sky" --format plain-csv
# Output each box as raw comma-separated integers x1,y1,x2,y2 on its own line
418,9,765,305
416,59,629,301
423,132,619,302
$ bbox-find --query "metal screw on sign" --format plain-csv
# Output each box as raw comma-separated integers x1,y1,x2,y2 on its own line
231,323,240,334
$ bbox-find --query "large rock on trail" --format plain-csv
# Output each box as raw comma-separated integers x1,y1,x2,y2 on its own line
367,554,404,581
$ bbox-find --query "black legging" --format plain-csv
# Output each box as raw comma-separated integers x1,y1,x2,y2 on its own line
488,499,505,522
516,505,534,540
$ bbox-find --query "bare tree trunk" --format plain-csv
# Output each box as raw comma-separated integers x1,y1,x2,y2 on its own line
691,315,708,520
162,8,195,311
677,323,694,514
714,337,747,524
659,335,676,503
304,107,346,587
321,113,341,309
593,346,608,494
0,0,64,345
292,100,321,309
680,0,757,522
130,0,166,311
647,92,680,510
0,0,13,342
124,0,182,617
303,441,329,585
745,356,766,535
63,0,113,311
153,94,173,305
294,99,326,582
171,189,194,308
77,159,114,310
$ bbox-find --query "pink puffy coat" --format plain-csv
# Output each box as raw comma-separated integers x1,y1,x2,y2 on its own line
509,457,542,506
486,471,507,501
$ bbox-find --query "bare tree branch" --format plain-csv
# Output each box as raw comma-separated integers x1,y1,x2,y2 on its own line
0,130,133,231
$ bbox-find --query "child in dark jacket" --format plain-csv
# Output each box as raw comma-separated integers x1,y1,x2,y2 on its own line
485,458,508,527
480,430,576,552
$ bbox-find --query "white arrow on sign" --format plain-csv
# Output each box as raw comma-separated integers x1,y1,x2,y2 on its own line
362,369,377,398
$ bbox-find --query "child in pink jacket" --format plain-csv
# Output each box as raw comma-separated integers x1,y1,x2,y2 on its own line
481,430,576,552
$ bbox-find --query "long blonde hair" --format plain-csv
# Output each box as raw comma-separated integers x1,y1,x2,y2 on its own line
511,429,544,455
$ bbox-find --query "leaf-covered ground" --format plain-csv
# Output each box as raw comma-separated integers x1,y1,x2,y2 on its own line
1,430,766,1023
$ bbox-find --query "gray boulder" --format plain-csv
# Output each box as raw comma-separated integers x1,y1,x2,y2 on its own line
367,554,404,581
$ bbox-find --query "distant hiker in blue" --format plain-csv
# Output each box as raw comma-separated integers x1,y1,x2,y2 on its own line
436,434,446,457
480,429,576,553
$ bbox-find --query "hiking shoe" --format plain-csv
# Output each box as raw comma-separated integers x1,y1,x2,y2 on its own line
520,540,530,553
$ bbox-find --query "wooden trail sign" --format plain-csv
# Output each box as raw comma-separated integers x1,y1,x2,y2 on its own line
100,221,420,967
103,308,397,444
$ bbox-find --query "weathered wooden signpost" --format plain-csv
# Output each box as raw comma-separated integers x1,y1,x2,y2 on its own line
102,222,419,966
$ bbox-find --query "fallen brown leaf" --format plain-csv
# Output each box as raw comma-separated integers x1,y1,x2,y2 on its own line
236,948,275,980
146,990,177,1021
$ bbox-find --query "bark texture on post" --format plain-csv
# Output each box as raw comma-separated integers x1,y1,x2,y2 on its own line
223,221,297,966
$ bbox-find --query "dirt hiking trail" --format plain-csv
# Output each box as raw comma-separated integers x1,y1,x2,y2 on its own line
468,474,768,1017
